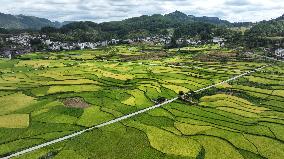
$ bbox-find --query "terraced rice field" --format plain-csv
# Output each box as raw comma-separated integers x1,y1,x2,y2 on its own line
0,45,283,159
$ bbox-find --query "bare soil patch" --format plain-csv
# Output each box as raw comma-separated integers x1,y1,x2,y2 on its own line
63,97,89,109
194,51,237,62
96,51,169,62
119,52,170,61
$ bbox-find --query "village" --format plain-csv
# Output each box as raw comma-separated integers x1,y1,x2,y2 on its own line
0,32,283,59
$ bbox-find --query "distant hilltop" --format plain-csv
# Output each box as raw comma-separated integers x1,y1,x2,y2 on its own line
0,11,252,30
0,12,73,30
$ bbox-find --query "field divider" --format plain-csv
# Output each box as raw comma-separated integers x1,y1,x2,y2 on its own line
1,64,271,159
247,53,284,63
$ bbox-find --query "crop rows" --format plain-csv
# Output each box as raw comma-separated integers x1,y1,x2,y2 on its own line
0,46,283,159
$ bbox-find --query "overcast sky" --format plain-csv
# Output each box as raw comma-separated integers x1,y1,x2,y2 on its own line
1,0,284,22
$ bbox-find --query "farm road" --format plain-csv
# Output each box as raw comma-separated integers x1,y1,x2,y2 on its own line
1,64,271,159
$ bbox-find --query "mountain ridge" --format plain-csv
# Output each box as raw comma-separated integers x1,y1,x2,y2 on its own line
0,12,69,30
0,11,246,30
247,13,284,37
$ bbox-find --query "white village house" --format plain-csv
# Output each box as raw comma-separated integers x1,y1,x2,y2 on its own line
212,37,225,43
275,48,284,58
212,37,226,47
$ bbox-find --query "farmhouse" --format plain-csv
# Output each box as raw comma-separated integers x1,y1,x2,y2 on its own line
186,39,201,45
275,48,284,58
110,39,120,45
212,37,225,43
0,48,30,59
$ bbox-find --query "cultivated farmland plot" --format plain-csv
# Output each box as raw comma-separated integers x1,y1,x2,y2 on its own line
0,45,283,159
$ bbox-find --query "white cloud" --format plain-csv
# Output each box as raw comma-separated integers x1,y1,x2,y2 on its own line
0,0,283,22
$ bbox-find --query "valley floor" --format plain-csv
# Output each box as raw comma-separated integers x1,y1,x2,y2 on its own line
0,45,283,159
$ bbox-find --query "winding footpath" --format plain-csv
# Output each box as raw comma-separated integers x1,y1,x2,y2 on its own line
1,64,272,159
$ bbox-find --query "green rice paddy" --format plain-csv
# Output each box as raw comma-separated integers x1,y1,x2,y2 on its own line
0,45,283,159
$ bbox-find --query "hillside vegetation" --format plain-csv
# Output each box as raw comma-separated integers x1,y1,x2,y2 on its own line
0,13,63,30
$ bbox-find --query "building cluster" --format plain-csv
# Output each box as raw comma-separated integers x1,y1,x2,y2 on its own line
43,40,107,51
136,36,171,45
1,32,227,59
5,34,106,51
5,33,45,47
0,48,31,59
176,38,202,45
212,37,226,45
134,36,226,46
176,37,225,46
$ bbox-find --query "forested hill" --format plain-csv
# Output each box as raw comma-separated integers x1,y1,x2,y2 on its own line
1,11,242,31
39,11,251,42
276,14,284,21
100,11,233,31
0,13,62,30
241,14,284,48
246,14,284,37
165,11,232,25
